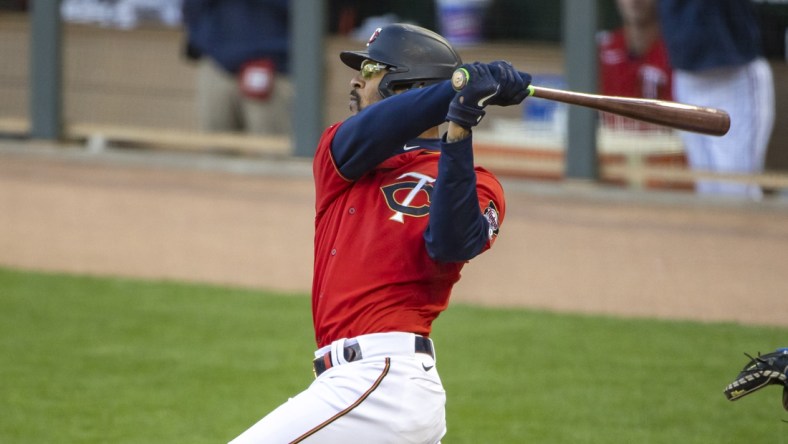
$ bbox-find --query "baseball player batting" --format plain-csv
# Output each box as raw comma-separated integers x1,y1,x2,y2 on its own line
228,24,530,443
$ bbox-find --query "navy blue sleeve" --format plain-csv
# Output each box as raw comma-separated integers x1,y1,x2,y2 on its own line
423,135,489,263
332,81,456,180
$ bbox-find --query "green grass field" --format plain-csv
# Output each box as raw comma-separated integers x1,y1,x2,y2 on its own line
1,266,786,443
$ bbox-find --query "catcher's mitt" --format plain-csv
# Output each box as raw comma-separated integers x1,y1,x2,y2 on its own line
723,348,788,411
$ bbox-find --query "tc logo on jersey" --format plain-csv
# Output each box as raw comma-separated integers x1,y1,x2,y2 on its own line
381,172,436,223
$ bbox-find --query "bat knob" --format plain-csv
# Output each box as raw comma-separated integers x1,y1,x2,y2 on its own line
451,68,468,91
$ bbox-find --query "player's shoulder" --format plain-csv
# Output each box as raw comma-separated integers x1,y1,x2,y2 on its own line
474,167,506,223
317,122,345,154
474,165,500,179
474,166,505,193
322,122,343,138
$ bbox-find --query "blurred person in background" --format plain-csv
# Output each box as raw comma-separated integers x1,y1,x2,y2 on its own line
182,0,292,136
659,0,775,198
598,0,672,130
1,0,27,11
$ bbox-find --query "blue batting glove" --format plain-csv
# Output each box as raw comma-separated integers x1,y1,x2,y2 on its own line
488,60,531,106
446,62,500,129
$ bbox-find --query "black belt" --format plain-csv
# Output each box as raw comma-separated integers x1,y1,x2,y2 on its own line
313,335,434,377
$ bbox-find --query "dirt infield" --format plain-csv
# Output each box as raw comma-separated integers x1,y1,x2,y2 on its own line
1,143,786,327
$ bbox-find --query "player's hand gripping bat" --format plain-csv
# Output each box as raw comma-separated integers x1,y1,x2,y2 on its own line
451,68,731,136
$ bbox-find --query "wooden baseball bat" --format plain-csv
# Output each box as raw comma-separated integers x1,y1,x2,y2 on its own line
451,69,731,136
529,85,730,136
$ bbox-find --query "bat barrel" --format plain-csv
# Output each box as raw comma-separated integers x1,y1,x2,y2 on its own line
531,86,731,137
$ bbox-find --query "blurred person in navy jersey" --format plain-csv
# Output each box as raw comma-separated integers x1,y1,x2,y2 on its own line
182,0,292,136
659,0,775,198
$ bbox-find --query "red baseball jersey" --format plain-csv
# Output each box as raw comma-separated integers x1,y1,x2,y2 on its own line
311,123,505,347
598,29,673,129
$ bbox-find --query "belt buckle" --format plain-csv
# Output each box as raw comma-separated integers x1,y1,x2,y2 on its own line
343,341,362,363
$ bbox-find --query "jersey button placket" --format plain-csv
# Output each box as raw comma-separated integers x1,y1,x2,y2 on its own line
349,207,356,215
331,248,337,256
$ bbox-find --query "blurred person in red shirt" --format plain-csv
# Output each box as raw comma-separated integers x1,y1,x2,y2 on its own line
598,0,672,130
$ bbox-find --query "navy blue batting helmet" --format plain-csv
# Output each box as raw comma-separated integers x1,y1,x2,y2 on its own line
340,24,463,98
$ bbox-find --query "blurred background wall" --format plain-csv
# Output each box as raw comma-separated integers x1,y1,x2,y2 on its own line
0,0,786,180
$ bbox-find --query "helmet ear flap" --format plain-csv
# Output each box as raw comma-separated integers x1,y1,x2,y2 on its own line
379,71,456,98
377,77,396,98
377,77,417,98
377,77,438,98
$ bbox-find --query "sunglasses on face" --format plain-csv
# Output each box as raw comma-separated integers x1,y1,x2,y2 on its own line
360,60,390,80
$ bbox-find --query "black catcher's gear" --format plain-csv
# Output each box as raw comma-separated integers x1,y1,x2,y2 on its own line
723,348,788,411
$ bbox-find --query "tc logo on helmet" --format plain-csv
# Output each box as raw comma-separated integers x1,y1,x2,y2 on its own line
367,27,382,47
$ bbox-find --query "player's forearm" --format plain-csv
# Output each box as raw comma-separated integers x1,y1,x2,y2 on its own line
332,81,455,179
423,135,488,262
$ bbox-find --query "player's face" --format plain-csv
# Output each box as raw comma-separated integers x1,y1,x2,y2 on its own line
349,60,388,114
616,0,657,26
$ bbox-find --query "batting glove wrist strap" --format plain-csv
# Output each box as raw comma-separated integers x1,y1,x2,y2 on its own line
723,348,788,411
446,100,486,129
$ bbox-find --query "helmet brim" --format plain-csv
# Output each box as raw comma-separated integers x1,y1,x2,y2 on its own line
341,50,401,71
339,51,369,70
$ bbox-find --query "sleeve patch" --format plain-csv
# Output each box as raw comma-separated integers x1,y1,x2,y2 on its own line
483,200,500,240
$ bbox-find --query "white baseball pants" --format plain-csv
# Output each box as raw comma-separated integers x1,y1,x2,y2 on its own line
228,332,446,444
674,58,775,198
